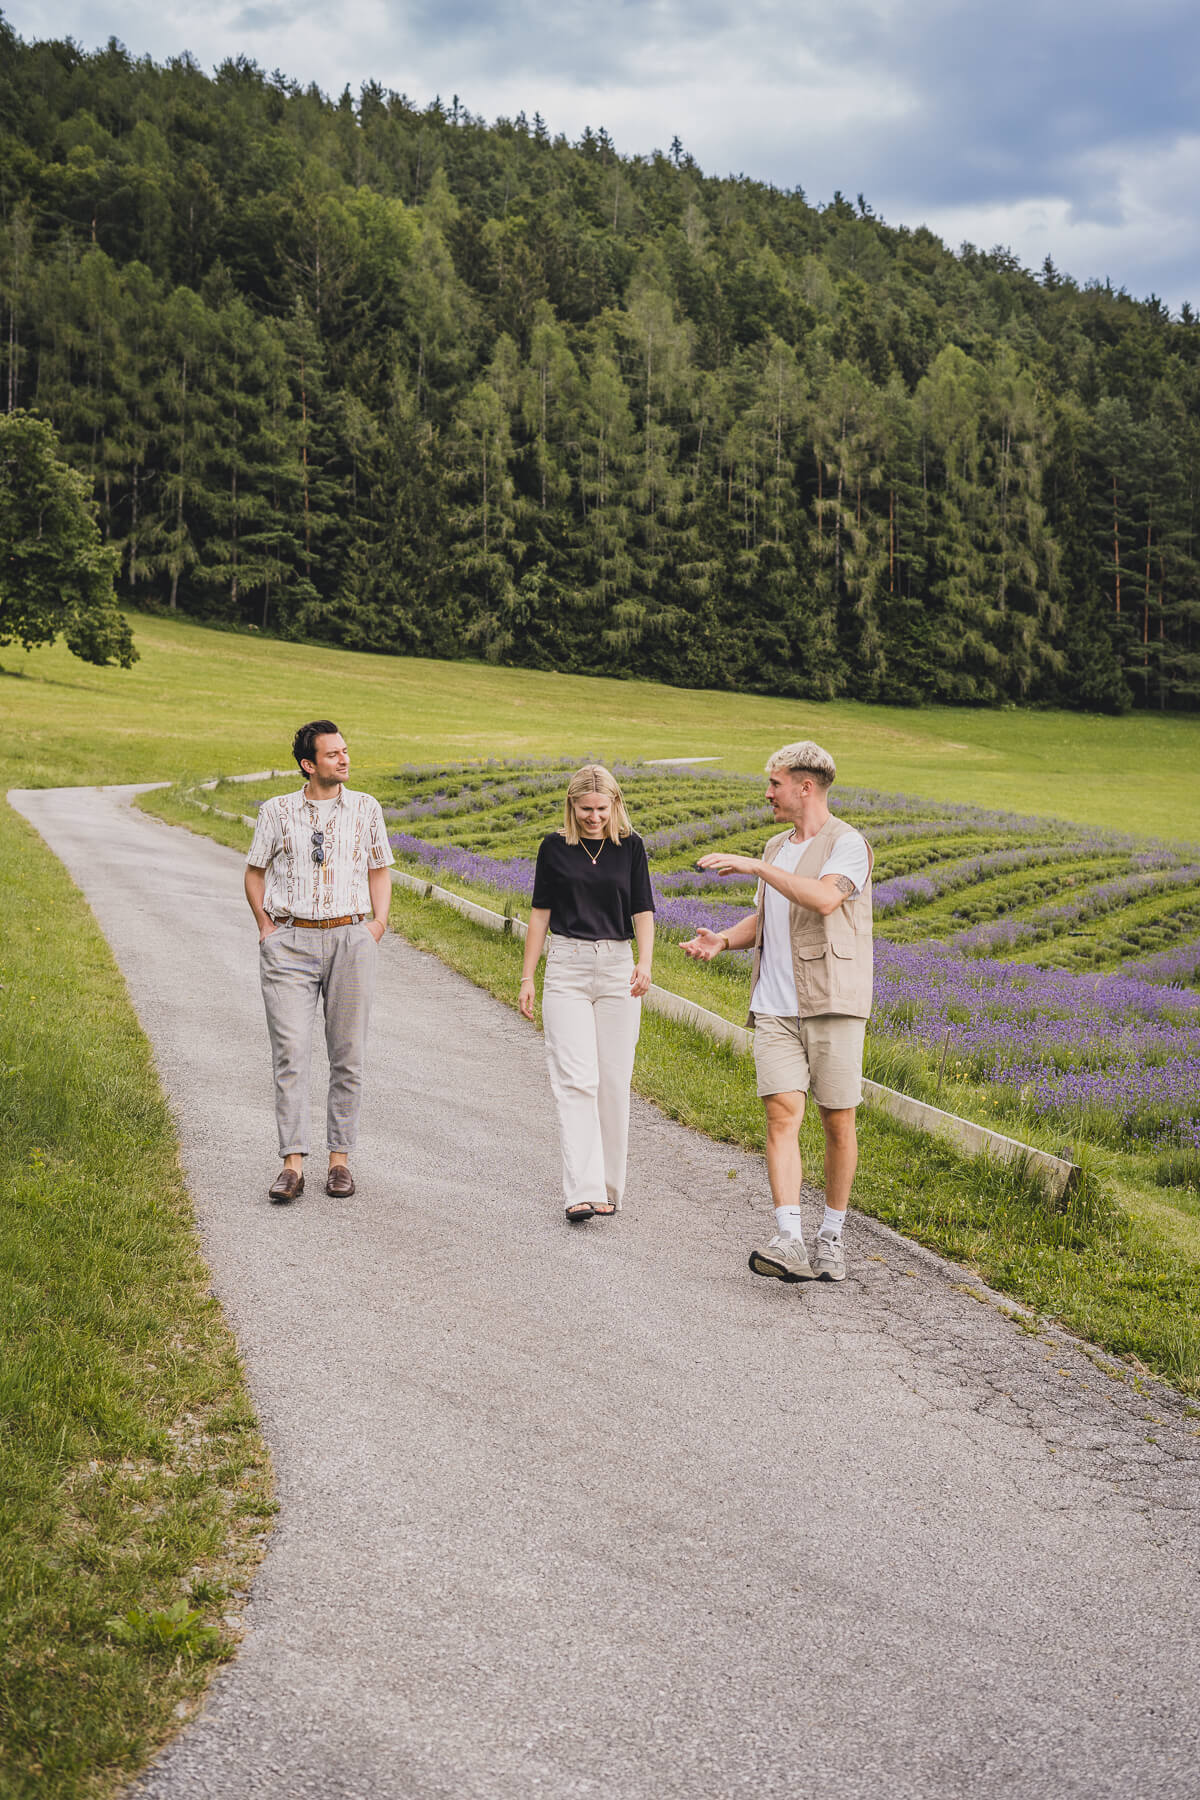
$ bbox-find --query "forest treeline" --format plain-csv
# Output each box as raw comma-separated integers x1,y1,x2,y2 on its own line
3,22,1199,710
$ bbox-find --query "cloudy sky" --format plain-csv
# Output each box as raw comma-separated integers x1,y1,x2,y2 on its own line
7,0,1200,309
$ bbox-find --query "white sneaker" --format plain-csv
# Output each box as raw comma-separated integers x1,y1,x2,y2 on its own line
748,1232,816,1282
813,1232,846,1282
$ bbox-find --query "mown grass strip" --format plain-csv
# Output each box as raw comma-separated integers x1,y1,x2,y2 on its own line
386,885,1200,1395
139,782,1200,1396
0,800,273,1800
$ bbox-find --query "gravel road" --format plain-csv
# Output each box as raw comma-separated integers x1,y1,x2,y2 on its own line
11,783,1200,1800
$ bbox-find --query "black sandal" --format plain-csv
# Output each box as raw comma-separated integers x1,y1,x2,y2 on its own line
564,1202,595,1223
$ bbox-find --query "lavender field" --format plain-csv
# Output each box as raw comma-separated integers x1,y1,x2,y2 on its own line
362,757,1200,1164
216,756,1199,1163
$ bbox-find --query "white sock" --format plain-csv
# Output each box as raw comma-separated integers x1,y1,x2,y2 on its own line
820,1205,846,1241
774,1206,805,1241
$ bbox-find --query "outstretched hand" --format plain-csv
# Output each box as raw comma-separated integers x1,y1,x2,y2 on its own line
696,851,758,878
681,928,725,961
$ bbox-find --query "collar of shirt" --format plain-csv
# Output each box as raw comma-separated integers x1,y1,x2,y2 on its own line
298,784,347,814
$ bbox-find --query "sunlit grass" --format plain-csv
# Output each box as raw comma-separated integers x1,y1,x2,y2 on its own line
387,883,1200,1395
5,609,1200,839
0,802,273,1800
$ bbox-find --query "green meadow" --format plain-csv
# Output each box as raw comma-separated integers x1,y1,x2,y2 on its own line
5,612,1200,839
4,611,1200,1796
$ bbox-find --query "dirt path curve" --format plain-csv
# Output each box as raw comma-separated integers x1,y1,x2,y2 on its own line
11,783,1200,1800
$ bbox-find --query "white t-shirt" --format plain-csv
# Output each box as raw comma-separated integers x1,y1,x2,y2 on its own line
749,829,870,1017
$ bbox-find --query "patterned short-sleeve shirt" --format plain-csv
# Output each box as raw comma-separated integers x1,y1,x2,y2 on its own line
247,785,395,920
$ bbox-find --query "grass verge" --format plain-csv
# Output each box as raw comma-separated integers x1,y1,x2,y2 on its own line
147,786,1200,1395
0,800,273,1800
385,884,1200,1395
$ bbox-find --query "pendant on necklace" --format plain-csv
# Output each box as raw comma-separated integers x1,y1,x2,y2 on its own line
582,837,604,866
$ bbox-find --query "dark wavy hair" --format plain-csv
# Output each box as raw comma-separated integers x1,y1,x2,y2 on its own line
292,719,341,774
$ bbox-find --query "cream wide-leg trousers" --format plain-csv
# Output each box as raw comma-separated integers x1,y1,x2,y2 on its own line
541,937,642,1211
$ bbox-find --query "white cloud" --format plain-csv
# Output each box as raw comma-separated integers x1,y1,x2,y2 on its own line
6,0,1199,304
914,134,1200,307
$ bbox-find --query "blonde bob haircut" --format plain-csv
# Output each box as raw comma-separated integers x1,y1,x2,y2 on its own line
562,764,632,845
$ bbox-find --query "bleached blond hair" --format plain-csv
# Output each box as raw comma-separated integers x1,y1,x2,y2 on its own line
765,740,836,789
562,764,632,844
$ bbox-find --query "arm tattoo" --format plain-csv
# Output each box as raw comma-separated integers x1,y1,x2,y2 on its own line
833,874,857,897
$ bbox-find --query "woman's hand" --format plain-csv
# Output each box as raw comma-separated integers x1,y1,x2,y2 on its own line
696,852,759,878
681,928,728,961
519,975,536,1020
630,962,652,998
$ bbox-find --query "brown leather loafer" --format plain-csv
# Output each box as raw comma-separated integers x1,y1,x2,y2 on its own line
325,1164,355,1197
268,1167,304,1203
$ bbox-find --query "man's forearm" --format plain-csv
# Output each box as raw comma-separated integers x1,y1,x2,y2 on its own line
720,913,759,951
758,866,847,916
368,865,392,927
244,866,269,927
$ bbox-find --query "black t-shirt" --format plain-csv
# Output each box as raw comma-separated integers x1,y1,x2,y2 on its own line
531,831,655,941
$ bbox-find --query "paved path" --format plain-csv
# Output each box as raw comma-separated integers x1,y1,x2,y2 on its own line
12,784,1200,1800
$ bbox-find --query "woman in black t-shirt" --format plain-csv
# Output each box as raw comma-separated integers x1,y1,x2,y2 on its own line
519,765,655,1222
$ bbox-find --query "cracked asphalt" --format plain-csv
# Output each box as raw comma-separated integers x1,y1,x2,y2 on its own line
11,783,1200,1800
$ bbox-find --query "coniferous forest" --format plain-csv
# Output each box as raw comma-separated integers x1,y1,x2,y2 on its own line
4,22,1200,711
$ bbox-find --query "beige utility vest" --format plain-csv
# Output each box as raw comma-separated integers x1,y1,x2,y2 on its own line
747,813,874,1023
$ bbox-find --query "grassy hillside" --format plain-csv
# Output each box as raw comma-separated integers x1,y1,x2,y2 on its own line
5,613,1200,839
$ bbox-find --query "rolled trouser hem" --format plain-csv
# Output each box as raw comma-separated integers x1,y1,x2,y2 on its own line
278,1146,309,1158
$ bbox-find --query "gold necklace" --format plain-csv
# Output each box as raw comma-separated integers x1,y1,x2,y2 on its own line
581,836,605,866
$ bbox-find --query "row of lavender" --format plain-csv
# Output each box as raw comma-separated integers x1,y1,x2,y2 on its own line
381,761,1200,1152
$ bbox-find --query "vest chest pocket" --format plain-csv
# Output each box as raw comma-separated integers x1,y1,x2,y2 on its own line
792,941,827,961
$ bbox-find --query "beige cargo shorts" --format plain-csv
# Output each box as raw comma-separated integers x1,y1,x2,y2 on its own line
751,1011,866,1109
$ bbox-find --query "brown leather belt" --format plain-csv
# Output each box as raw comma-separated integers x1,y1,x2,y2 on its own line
272,913,366,930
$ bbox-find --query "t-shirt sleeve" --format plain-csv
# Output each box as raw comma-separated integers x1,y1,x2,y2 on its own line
531,838,556,910
818,831,870,895
246,799,279,869
629,835,655,914
365,797,396,868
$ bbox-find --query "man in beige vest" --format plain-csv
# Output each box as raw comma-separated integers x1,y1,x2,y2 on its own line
682,741,872,1283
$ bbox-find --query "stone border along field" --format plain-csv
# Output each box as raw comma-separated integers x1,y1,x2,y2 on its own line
146,762,1200,1396
183,768,1079,1197
182,757,1200,1178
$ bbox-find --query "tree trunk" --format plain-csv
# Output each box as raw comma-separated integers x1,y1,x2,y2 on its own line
300,356,311,576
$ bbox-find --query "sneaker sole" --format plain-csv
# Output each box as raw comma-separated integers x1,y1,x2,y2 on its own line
814,1264,846,1282
748,1249,816,1282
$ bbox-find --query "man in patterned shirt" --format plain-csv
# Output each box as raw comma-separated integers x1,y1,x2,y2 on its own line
244,720,395,1202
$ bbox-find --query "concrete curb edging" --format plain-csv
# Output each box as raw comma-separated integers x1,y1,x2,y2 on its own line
388,867,1081,1201
172,785,1081,1202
